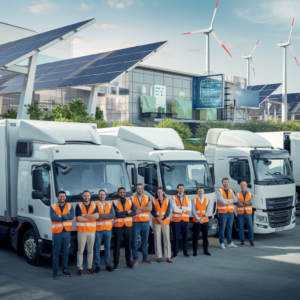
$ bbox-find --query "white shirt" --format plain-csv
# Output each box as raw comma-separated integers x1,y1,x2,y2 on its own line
171,195,192,213
99,202,105,211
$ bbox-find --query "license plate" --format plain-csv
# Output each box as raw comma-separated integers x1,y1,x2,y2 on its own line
275,227,284,232
100,245,105,250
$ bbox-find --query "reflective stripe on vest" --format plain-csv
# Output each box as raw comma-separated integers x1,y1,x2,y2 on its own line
152,198,170,225
96,202,113,231
75,202,97,233
132,195,150,222
217,188,234,214
172,195,190,222
237,192,253,215
51,203,73,233
113,199,133,227
193,197,210,223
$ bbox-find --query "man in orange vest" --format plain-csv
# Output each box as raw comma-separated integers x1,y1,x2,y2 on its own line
50,191,74,280
75,190,99,277
236,180,255,247
171,183,191,258
217,178,238,250
94,189,115,273
112,187,136,270
192,187,211,256
131,184,153,266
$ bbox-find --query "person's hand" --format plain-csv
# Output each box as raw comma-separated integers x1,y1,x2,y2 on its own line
156,217,162,223
58,214,61,218
200,218,204,224
159,219,164,225
82,214,85,217
127,210,132,214
136,209,142,214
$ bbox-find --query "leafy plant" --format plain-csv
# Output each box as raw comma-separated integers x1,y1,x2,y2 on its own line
25,101,45,120
139,119,155,127
95,107,104,120
112,121,135,127
1,109,17,119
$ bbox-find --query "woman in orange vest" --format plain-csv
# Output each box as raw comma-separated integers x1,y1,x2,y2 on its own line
236,180,255,247
50,191,74,280
151,187,172,263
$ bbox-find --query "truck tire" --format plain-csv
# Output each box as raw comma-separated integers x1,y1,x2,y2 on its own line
22,229,43,266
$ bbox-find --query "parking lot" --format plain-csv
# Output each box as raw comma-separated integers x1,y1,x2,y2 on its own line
1,221,300,300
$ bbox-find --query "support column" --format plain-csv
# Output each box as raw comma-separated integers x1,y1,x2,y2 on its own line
17,54,38,119
282,46,287,122
206,33,210,73
291,114,295,121
0,95,3,115
87,84,98,117
247,59,250,86
274,105,277,121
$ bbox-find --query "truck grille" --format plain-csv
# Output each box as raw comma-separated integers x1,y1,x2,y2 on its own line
266,196,293,210
268,208,292,228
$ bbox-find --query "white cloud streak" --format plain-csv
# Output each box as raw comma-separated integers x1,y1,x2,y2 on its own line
94,24,120,30
76,3,94,11
25,0,57,14
107,0,140,9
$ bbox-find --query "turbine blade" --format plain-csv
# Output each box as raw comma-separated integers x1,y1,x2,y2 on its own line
211,30,232,57
181,29,208,35
289,17,294,42
289,45,299,66
211,0,219,28
251,39,260,56
251,58,256,76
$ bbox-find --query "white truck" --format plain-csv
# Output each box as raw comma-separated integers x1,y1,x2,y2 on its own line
0,119,132,265
97,126,218,245
204,128,297,234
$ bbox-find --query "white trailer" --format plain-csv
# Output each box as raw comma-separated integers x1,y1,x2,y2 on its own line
204,128,297,234
0,119,132,265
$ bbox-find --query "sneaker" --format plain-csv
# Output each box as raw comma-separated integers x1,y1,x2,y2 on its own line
250,243,255,247
204,251,211,256
113,264,118,271
94,267,100,274
240,242,245,247
87,268,95,275
127,262,134,269
62,269,72,277
220,243,226,250
106,266,113,272
171,254,177,259
227,243,238,248
77,269,83,277
142,259,152,264
183,252,190,258
132,260,138,266
51,271,58,280
193,252,197,257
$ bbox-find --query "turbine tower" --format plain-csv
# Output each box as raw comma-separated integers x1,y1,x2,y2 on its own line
182,0,232,74
243,39,260,86
278,17,299,122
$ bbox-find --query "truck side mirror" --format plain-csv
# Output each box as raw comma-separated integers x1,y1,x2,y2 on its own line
290,160,293,172
32,169,43,191
131,167,137,186
210,166,215,185
32,191,43,200
144,167,153,185
238,161,246,178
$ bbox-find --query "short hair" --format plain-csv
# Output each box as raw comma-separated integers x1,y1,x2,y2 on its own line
157,187,164,192
136,183,143,188
82,190,91,195
177,184,184,188
240,180,247,185
197,187,204,191
222,178,229,182
98,189,106,194
118,187,126,193
57,191,66,196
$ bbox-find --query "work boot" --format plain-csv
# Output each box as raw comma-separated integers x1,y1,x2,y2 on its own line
51,271,58,280
94,267,100,274
62,269,72,277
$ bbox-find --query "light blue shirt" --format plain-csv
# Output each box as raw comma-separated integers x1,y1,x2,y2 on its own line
137,196,142,205
177,194,184,205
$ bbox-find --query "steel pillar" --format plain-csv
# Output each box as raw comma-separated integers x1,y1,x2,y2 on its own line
87,84,99,117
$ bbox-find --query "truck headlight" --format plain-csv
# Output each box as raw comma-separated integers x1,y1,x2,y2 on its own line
255,215,268,223
212,224,217,230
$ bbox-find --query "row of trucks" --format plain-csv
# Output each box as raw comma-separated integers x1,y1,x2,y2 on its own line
0,119,297,265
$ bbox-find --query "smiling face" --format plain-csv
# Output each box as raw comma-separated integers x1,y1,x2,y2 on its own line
222,179,229,189
57,193,66,204
240,181,247,192
177,185,184,195
82,191,91,203
136,185,144,196
99,191,106,202
157,189,164,199
118,188,126,199
197,188,204,198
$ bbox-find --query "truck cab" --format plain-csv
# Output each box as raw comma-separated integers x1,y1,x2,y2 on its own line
205,128,297,234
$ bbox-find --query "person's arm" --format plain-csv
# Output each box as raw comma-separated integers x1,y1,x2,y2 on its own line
217,190,233,204
141,198,152,211
162,201,171,220
62,206,74,221
82,205,99,221
236,201,245,206
151,201,158,219
171,197,182,213
246,200,253,206
192,201,200,222
182,197,192,212
50,206,62,222
126,202,136,217
232,191,238,203
99,205,115,220
77,216,93,222
203,201,210,218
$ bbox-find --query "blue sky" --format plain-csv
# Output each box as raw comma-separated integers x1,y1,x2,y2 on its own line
2,0,300,92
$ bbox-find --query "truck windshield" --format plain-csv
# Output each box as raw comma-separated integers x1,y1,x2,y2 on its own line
160,160,214,194
253,158,294,184
53,160,131,200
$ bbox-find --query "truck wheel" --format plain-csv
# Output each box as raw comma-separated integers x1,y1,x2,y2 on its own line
22,229,43,266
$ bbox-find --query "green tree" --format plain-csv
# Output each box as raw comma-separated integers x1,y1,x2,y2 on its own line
1,109,17,119
112,121,135,127
25,101,45,120
95,107,104,120
155,118,192,140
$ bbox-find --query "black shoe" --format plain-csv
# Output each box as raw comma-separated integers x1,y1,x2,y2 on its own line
183,252,190,258
193,252,197,257
113,264,118,271
204,251,211,256
62,269,72,277
106,266,113,272
171,254,177,259
95,267,100,274
51,271,58,280
127,262,134,269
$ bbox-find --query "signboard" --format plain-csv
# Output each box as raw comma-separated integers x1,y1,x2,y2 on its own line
154,85,166,110
193,74,224,110
235,88,259,109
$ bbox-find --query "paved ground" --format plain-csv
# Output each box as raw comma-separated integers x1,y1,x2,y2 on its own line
1,221,300,300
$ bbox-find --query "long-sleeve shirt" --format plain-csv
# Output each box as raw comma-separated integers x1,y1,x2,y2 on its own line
113,198,136,218
151,199,171,220
171,195,192,213
98,202,115,220
192,197,210,221
50,203,74,232
236,190,253,207
216,189,238,205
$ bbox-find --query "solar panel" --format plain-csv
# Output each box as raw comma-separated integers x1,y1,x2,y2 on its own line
261,84,281,91
250,85,266,91
0,19,95,68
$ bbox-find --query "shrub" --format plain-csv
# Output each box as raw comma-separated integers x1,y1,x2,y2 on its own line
95,107,104,120
183,141,205,154
112,121,135,127
25,101,45,120
1,109,17,119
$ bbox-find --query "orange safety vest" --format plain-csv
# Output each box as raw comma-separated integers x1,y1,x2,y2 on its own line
76,202,97,233
172,195,190,222
132,194,150,222
113,199,133,227
237,191,253,215
217,188,235,214
193,197,210,223
51,203,73,234
152,198,170,225
96,202,113,231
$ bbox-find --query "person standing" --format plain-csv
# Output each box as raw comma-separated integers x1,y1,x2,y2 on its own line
217,178,238,249
236,181,255,247
50,191,74,280
192,187,211,256
151,187,172,263
171,184,192,258
75,190,99,276
112,187,136,270
94,189,115,273
131,184,153,266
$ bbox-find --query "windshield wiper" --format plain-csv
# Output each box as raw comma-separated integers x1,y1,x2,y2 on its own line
108,191,119,198
265,172,280,185
284,178,294,183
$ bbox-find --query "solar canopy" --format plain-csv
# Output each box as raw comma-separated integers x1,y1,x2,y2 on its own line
0,19,95,68
247,83,282,104
0,41,168,94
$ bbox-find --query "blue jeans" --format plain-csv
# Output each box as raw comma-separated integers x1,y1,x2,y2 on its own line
132,221,150,261
219,212,234,244
238,213,254,243
172,221,189,254
52,231,70,272
94,230,112,267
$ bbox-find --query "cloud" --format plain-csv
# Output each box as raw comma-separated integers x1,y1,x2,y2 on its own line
95,24,120,30
188,48,205,52
71,36,97,44
25,0,57,14
76,3,94,11
107,0,140,9
225,44,242,49
239,39,248,43
154,51,175,58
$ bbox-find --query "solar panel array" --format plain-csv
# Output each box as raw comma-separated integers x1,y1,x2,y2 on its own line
0,41,167,94
247,83,282,104
0,19,94,68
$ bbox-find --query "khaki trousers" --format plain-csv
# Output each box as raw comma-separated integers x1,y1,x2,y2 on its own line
153,223,171,259
77,231,95,270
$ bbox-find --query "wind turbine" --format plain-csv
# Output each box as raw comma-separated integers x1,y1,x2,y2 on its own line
278,17,299,122
181,0,232,74
243,39,260,86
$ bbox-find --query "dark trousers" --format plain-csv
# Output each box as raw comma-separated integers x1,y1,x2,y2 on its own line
52,231,70,272
113,226,132,265
172,220,189,254
193,222,209,253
